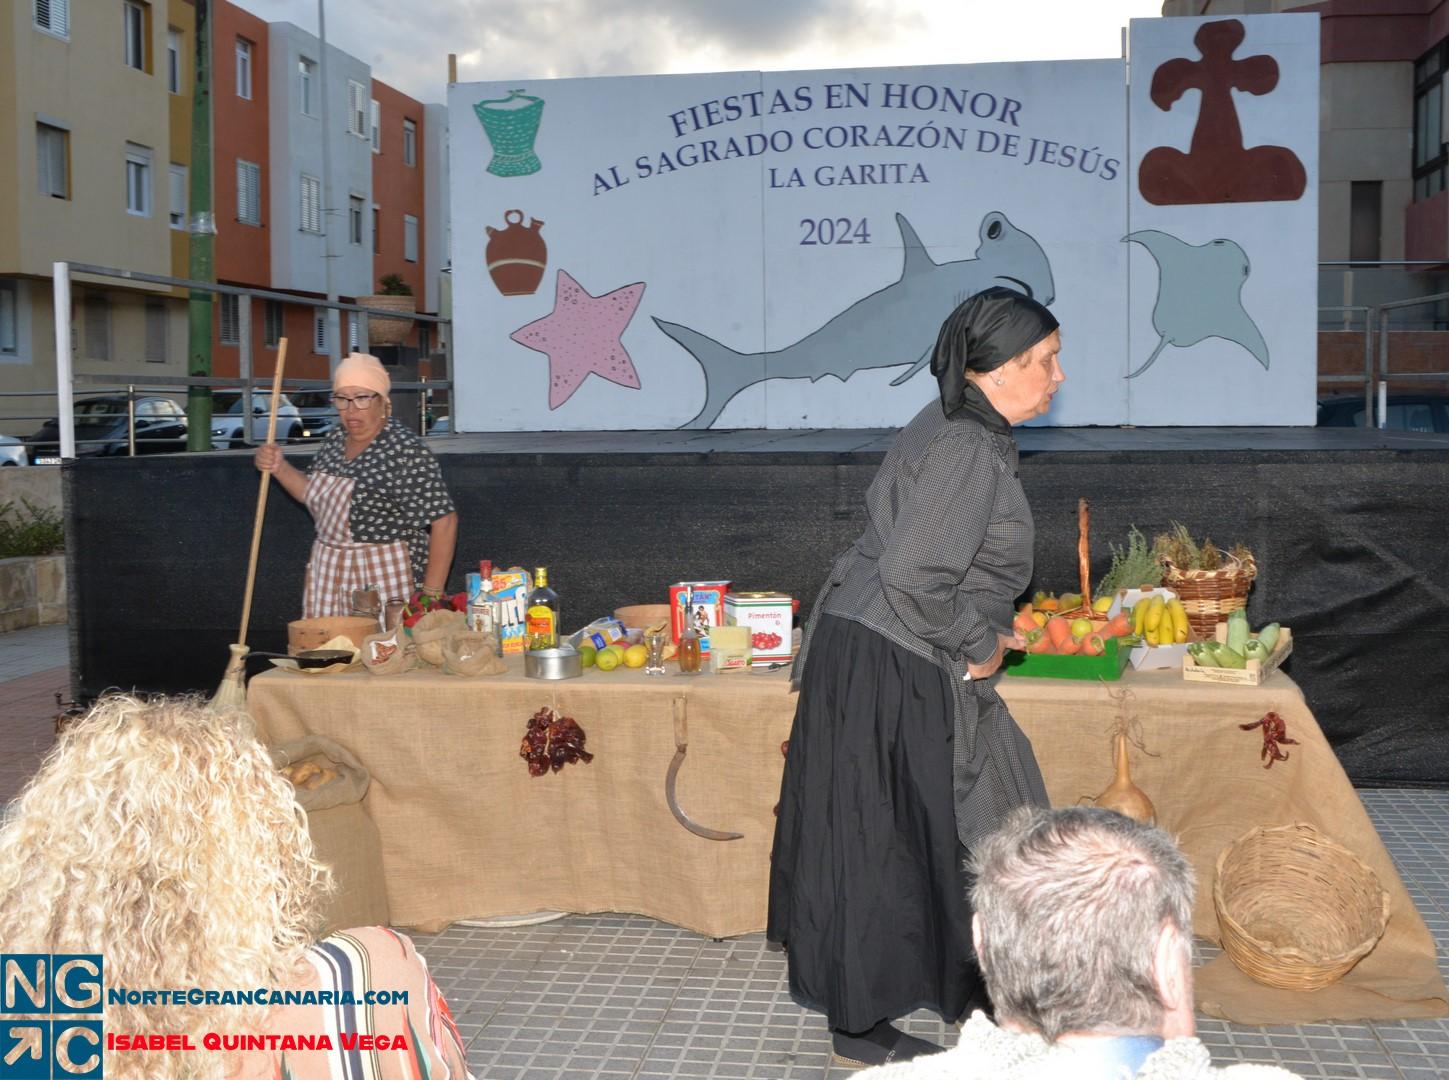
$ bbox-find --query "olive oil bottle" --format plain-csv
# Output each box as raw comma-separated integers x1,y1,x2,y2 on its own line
525,566,560,650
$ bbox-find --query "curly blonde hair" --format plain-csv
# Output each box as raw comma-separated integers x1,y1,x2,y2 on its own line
0,694,333,1079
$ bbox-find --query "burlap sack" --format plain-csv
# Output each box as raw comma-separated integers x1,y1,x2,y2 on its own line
410,609,467,667
443,630,507,676
269,734,370,812
361,628,417,675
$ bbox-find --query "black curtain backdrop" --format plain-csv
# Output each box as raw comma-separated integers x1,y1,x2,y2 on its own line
66,445,1449,786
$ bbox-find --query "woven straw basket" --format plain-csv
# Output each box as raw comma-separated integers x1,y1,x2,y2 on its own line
1161,553,1257,639
1213,822,1389,991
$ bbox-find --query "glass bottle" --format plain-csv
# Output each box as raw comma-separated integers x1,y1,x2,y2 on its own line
525,566,560,650
677,589,702,674
469,560,502,655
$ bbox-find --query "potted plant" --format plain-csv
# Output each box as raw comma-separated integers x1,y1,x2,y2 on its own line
360,274,415,347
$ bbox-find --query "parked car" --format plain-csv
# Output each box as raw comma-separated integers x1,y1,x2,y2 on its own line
1317,392,1449,433
209,391,302,449
428,415,451,435
0,436,29,466
28,395,188,463
290,391,342,442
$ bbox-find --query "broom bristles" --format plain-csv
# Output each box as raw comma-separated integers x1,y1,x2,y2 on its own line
208,643,251,714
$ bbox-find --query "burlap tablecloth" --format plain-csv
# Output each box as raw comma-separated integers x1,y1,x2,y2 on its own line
247,660,1447,1025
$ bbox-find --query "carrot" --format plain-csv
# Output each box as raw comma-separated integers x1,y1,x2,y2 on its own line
1103,612,1131,638
1057,636,1081,655
1038,595,1060,612
1012,608,1038,636
1082,633,1106,657
1045,616,1073,649
1026,629,1053,654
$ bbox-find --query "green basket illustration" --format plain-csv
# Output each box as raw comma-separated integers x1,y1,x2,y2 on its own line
474,89,545,177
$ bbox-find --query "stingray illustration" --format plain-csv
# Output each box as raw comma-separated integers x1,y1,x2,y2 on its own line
654,212,1055,429
1124,230,1268,380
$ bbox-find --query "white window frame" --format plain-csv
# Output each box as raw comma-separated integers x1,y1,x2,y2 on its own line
300,173,321,233
0,280,19,358
168,163,187,229
34,0,70,39
125,143,153,217
372,204,381,254
403,118,416,167
219,293,240,345
37,121,68,200
123,1,146,72
348,313,360,352
236,159,261,226
403,214,418,263
167,28,182,93
347,80,366,137
313,311,327,354
299,57,316,117
370,99,381,153
144,299,167,363
348,195,364,246
235,37,252,100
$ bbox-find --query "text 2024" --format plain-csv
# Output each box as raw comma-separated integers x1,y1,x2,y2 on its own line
800,218,871,245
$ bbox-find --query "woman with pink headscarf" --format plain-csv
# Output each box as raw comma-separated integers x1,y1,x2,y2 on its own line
256,352,458,617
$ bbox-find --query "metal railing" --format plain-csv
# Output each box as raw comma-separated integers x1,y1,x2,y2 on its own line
44,261,453,460
1373,289,1449,429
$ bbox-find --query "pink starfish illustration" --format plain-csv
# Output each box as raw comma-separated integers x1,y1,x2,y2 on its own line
509,269,646,409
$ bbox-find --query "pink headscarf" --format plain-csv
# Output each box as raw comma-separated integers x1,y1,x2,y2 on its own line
332,352,391,399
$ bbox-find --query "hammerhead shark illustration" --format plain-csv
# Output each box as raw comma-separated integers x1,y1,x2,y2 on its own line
654,212,1056,429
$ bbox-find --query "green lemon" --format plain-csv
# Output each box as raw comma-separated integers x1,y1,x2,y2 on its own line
595,648,621,671
579,645,597,667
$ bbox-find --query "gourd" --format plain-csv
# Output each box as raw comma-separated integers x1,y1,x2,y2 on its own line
1095,729,1157,824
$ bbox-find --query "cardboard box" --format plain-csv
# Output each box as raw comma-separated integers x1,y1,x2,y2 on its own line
670,581,731,656
1106,587,1187,670
724,591,794,663
1182,625,1293,686
489,567,533,654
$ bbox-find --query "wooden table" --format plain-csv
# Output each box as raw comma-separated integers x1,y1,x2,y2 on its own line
249,659,1446,1023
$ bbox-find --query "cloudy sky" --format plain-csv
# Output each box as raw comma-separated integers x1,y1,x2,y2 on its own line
235,0,1167,103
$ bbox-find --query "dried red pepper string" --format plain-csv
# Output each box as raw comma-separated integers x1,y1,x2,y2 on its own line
1239,710,1298,769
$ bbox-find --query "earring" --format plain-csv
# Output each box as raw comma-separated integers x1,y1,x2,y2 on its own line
992,375,1005,386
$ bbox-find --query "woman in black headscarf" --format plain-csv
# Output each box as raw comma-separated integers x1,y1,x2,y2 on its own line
768,287,1065,1067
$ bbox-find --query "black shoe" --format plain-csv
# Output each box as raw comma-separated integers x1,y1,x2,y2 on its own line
830,1021,945,1069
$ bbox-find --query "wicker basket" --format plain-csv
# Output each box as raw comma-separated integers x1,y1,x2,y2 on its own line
1213,822,1389,991
1160,553,1256,640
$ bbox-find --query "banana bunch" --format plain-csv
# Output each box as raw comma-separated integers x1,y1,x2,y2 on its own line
1132,594,1189,646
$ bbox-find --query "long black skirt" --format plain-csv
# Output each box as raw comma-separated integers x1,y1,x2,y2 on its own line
767,613,983,1032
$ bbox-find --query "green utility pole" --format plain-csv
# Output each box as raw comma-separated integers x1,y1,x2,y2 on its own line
186,0,215,450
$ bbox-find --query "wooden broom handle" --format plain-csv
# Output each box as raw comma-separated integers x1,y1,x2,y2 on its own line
237,339,288,645
1078,497,1092,610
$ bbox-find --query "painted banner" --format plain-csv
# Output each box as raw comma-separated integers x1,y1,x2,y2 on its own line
448,13,1318,430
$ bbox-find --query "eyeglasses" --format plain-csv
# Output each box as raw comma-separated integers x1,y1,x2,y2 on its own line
331,393,380,411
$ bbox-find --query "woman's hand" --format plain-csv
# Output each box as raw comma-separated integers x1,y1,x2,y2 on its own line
966,631,1025,680
255,443,285,473
255,443,308,502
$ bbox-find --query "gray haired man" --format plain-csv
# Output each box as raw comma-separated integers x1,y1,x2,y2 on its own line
858,807,1299,1078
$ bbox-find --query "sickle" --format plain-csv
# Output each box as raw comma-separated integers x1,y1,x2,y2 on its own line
666,697,742,841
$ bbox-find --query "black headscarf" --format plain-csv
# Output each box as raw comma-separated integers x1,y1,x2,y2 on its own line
931,286,1059,425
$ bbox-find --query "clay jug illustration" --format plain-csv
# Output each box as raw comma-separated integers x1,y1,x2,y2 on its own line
486,211,548,296
473,89,545,177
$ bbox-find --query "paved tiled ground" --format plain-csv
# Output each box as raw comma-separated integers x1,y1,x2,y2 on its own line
3,624,1448,1078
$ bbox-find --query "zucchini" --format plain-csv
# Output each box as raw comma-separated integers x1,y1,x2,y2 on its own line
1226,609,1250,654
1256,622,1280,653
1216,645,1247,669
1243,639,1271,662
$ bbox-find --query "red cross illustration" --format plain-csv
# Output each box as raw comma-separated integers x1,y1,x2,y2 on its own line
1139,19,1307,206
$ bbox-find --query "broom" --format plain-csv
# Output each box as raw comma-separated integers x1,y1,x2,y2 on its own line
209,339,289,713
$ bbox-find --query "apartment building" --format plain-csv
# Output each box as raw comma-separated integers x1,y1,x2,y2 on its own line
0,0,190,425
0,0,450,430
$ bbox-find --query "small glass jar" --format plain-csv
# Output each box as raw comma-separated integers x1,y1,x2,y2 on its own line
644,629,669,676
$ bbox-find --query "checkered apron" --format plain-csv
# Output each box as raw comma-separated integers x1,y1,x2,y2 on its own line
302,472,413,618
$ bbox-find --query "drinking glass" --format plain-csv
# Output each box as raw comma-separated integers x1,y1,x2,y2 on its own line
644,629,669,676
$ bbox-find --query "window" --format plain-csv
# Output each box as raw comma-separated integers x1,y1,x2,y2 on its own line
349,314,360,352
264,301,283,347
1414,43,1447,201
370,99,381,152
236,159,260,225
347,80,366,136
313,311,327,353
35,0,70,37
372,205,381,254
145,300,167,362
168,164,187,229
0,281,17,356
349,195,364,245
1349,181,1381,263
37,123,68,199
403,214,418,263
299,58,316,116
403,118,417,166
123,2,146,72
85,294,111,360
300,174,321,232
125,143,152,217
166,28,182,92
235,38,252,99
219,294,239,345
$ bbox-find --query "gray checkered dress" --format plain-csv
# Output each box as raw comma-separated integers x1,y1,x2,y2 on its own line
797,399,1048,848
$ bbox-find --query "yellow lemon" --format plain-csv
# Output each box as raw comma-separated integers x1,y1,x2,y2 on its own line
624,644,648,668
595,648,621,671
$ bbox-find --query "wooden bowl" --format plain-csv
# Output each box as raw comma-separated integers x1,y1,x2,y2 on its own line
287,616,380,655
614,603,671,629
